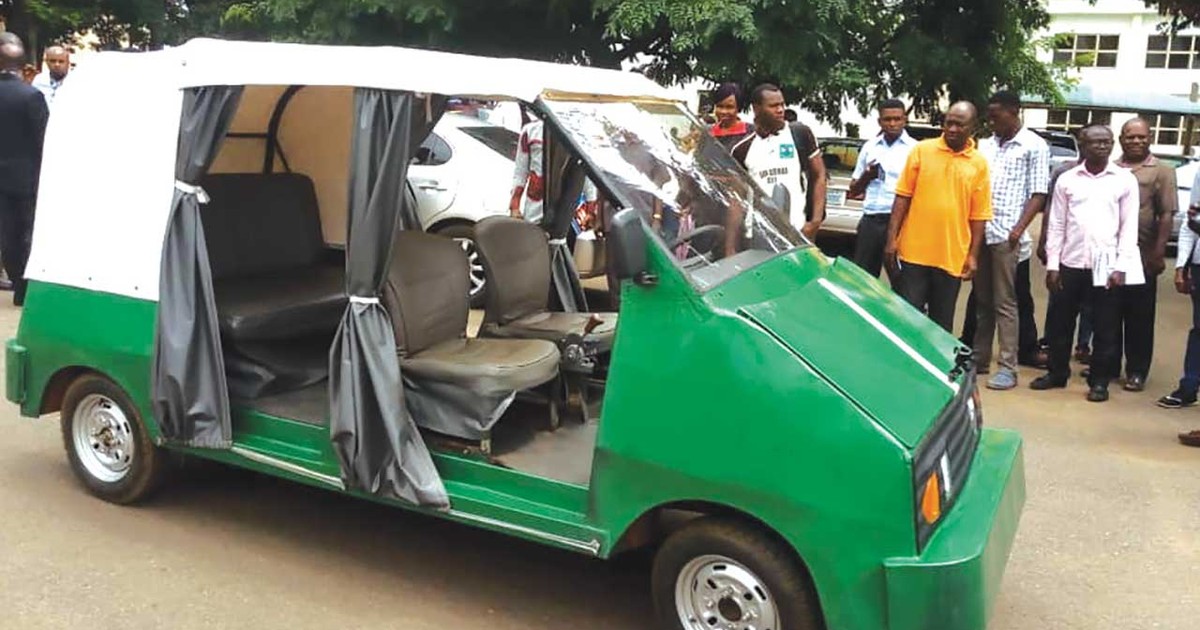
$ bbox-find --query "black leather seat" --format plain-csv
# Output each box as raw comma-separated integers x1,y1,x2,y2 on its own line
383,230,560,441
474,217,617,350
200,173,346,341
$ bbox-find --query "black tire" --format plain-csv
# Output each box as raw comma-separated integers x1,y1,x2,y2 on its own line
434,222,486,308
60,374,167,504
652,517,824,630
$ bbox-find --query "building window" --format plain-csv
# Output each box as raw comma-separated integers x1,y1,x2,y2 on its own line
1045,108,1112,133
1138,112,1189,145
1053,34,1120,67
1146,34,1200,69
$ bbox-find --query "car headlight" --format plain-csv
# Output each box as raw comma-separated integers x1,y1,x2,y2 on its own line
913,382,982,549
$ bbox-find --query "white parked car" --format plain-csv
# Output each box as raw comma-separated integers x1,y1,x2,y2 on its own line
1154,155,1199,249
409,112,519,304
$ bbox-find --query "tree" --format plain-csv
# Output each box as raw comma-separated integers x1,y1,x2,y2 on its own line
601,0,1065,125
1,0,185,58
2,0,1069,128
1143,0,1200,28
207,0,641,66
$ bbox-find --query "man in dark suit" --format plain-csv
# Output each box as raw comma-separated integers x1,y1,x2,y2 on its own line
0,35,49,306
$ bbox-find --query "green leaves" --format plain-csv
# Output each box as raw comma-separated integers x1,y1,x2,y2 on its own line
605,0,1064,127
1,0,1080,129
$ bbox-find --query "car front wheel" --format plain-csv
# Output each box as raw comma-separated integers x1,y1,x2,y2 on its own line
652,517,823,630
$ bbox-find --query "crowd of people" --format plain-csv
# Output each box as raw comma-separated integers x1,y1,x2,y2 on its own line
707,82,1200,446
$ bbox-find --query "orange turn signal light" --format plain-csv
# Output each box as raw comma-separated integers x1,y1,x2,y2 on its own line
920,474,942,524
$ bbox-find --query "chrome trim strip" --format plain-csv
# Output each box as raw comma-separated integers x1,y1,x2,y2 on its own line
448,510,602,556
231,446,346,491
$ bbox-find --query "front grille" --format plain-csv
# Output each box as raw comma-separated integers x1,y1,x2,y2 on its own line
913,377,981,549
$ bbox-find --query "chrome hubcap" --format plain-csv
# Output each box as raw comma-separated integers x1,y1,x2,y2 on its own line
72,394,135,483
675,555,780,630
455,237,486,298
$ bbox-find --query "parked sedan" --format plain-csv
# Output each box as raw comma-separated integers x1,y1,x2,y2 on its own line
819,137,866,236
1156,155,1200,248
410,112,520,304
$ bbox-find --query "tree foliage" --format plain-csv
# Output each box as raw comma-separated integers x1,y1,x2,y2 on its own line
1,0,1071,126
601,0,1064,124
1143,0,1200,28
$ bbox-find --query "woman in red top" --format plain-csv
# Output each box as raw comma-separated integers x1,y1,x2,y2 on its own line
709,83,754,151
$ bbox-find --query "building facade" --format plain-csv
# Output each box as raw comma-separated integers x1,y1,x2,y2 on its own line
798,0,1198,154
1025,0,1200,153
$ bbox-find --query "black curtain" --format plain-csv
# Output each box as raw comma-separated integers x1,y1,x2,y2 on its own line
329,90,449,507
151,86,243,448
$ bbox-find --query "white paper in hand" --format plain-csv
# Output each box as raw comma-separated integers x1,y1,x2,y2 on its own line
1092,248,1144,287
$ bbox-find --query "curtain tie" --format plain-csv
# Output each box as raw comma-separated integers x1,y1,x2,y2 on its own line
349,296,381,305
174,180,210,204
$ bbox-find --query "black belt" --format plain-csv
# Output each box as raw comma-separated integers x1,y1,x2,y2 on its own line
861,213,891,221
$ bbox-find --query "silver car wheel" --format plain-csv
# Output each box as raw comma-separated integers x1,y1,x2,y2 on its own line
71,394,135,484
674,554,781,630
454,237,487,298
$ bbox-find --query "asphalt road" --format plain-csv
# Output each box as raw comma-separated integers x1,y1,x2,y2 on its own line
1,257,1198,629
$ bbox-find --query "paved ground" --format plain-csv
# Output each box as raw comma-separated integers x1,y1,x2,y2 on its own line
1,256,1198,629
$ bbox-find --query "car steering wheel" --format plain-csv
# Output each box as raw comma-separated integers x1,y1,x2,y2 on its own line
667,224,727,257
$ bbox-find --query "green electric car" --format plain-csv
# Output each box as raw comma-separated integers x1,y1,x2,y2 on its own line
6,39,1024,630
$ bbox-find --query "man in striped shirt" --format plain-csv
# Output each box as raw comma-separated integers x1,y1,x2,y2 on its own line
969,91,1049,390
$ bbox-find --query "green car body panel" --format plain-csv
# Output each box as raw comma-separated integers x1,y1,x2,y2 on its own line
8,242,1025,630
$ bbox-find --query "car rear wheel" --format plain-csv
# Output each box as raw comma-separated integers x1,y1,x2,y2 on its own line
652,517,823,630
61,374,167,504
434,223,486,308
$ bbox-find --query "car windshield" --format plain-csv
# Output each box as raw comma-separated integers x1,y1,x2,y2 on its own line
458,125,520,160
543,99,805,289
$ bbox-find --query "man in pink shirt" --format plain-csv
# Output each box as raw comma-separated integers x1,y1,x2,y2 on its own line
1031,124,1141,402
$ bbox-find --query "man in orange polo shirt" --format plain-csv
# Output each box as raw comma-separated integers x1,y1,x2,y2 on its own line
885,101,992,331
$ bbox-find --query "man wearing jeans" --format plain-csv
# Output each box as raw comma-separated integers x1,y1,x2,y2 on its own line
971,91,1049,390
885,101,992,331
1159,167,1200,414
1032,124,1140,403
848,99,916,280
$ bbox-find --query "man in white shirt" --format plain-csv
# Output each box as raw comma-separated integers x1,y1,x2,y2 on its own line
1160,167,1200,416
510,118,546,223
31,45,69,107
969,91,1049,391
1032,123,1139,402
731,83,826,239
848,98,917,280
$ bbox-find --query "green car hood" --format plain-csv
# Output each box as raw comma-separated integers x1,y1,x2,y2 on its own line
713,249,964,448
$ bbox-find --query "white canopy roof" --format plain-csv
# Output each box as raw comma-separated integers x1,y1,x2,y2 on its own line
26,39,677,302
175,38,675,103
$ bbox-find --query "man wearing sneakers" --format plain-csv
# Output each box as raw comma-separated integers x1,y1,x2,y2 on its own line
1032,124,1140,403
1160,168,1200,420
970,91,1049,391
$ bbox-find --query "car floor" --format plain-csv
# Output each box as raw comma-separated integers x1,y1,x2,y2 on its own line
242,380,328,426
489,398,603,487
239,376,605,488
